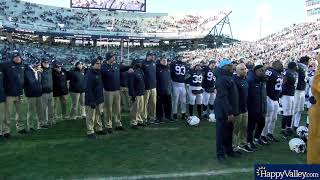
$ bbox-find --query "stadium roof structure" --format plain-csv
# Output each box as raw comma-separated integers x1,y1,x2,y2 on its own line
0,0,233,40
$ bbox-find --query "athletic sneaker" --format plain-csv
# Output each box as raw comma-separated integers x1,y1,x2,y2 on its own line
254,138,267,146
238,145,254,153
267,133,280,142
249,143,258,150
261,136,270,143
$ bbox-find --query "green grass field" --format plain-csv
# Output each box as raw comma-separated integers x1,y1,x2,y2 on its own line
0,99,307,180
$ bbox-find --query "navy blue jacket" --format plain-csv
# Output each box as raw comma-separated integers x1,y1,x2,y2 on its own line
101,63,129,91
0,63,6,102
247,73,267,115
265,68,283,101
214,69,239,119
128,68,145,97
156,64,171,95
120,71,129,87
24,66,42,97
3,61,25,96
296,63,307,91
85,68,104,106
233,75,248,113
68,68,86,93
41,67,53,93
142,60,156,90
52,68,68,97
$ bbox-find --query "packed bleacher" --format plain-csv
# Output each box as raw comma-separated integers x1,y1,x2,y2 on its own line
0,0,230,39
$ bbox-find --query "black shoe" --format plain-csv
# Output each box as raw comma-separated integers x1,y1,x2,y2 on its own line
115,126,125,131
18,129,29,134
254,138,267,146
3,133,10,139
281,130,288,140
267,134,280,142
203,114,209,120
96,130,107,135
173,114,178,121
40,125,49,129
137,123,146,127
181,114,187,121
287,128,294,136
217,155,226,161
106,128,113,134
249,143,258,150
154,119,161,124
87,133,97,139
131,125,139,129
239,145,254,152
168,118,175,123
261,136,269,143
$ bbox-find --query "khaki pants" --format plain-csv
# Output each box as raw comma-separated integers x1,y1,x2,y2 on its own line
5,96,24,133
0,102,6,135
85,103,103,135
27,97,44,130
54,95,67,120
42,93,54,125
120,87,131,111
129,96,144,125
233,112,248,146
70,92,85,119
142,88,157,122
104,91,122,129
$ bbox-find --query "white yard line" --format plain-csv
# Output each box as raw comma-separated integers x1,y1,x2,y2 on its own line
90,168,252,180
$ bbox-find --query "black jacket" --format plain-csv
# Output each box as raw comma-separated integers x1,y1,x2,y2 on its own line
52,68,68,97
68,67,86,93
233,75,248,113
3,61,25,96
101,63,129,91
142,60,156,90
41,67,53,93
120,71,129,88
85,68,104,106
247,73,267,115
24,66,42,97
128,68,145,97
156,64,171,95
214,69,239,119
0,63,6,102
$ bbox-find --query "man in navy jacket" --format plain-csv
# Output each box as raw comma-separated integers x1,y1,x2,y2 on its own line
41,58,54,126
25,60,46,131
68,61,86,120
214,59,239,161
247,65,267,149
85,56,104,139
128,59,146,128
3,51,27,135
156,56,172,123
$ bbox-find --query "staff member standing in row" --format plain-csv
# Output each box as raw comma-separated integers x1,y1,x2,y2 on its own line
85,56,104,139
215,59,239,161
24,60,46,130
52,61,69,122
101,52,128,133
142,51,157,124
155,56,172,123
68,61,86,120
3,51,26,135
41,58,55,126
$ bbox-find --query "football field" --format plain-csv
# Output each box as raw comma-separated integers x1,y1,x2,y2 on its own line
0,101,307,180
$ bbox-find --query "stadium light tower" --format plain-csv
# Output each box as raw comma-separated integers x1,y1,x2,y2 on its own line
256,2,272,39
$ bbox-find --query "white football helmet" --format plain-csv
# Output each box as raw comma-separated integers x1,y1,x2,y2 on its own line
187,116,200,126
289,138,306,153
208,114,216,123
296,126,308,140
